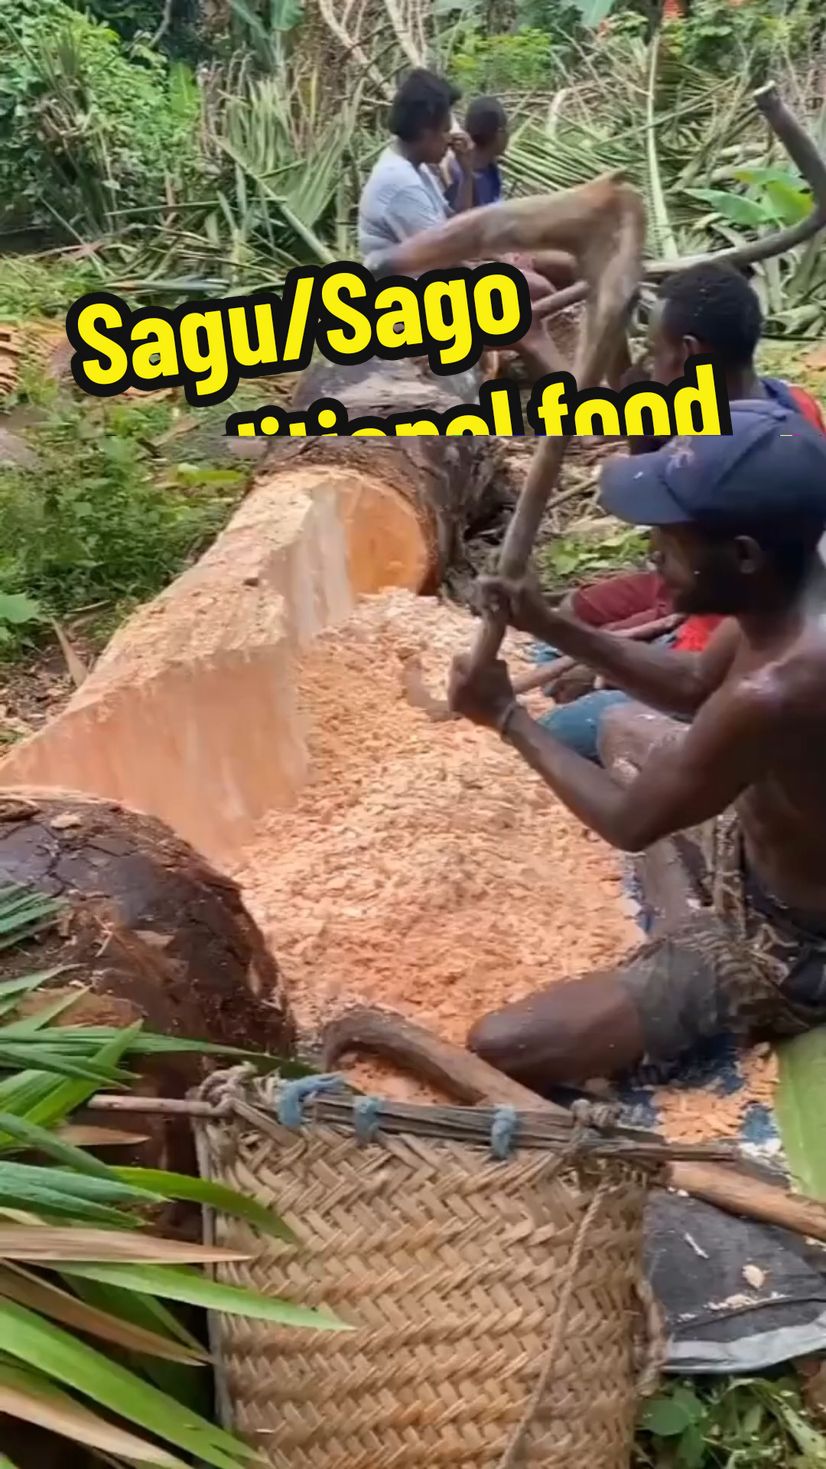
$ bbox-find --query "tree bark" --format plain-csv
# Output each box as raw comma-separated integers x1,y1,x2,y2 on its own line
0,788,294,1179
0,787,294,1467
0,789,292,1052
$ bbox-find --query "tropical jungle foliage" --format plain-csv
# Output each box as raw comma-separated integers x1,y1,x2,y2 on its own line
0,882,339,1468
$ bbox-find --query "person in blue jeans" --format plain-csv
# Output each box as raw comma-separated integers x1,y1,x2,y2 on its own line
535,633,681,763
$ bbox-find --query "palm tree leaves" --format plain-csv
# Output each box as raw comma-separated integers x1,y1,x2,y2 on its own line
502,30,825,333
0,884,338,1466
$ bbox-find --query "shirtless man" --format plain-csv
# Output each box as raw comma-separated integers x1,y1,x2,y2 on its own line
448,401,826,1092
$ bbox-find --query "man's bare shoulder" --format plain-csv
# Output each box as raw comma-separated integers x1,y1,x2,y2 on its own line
732,626,826,726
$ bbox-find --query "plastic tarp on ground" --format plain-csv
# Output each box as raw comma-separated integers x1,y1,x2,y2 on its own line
647,1192,826,1375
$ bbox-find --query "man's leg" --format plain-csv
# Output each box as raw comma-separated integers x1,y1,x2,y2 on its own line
469,700,720,1093
467,968,646,1091
537,683,688,767
598,699,686,772
539,689,632,763
466,907,777,1094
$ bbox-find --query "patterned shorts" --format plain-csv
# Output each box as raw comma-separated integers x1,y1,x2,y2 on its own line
618,813,826,1061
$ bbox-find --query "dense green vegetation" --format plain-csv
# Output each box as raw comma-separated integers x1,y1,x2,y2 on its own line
0,885,337,1467
0,374,246,649
0,0,823,320
0,0,822,662
636,1376,826,1466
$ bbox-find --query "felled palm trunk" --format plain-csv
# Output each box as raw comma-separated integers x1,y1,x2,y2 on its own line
287,355,517,587
0,377,515,858
0,788,295,1179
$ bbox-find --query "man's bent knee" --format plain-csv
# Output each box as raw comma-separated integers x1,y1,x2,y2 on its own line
467,1011,523,1071
467,975,645,1089
466,1005,572,1084
598,702,683,775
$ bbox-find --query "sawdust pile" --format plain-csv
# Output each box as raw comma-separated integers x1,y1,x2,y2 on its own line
654,1046,778,1144
235,588,776,1139
236,590,635,1062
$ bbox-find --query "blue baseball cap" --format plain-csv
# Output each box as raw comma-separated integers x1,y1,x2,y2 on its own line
600,401,826,526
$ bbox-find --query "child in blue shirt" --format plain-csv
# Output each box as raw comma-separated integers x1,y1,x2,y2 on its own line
445,96,508,211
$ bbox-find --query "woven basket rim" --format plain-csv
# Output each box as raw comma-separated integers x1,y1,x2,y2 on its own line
195,1066,738,1168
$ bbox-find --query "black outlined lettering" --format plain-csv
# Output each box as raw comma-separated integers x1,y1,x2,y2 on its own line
66,263,532,404
66,272,731,439
67,278,323,406
227,381,524,439
526,358,730,438
227,367,729,439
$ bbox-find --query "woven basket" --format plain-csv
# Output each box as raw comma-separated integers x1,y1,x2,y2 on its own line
194,1071,664,1469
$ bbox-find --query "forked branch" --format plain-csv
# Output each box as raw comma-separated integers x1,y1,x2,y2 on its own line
532,81,826,323
391,174,646,714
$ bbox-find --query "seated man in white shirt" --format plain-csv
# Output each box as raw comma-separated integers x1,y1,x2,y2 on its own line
357,69,557,384
358,69,471,274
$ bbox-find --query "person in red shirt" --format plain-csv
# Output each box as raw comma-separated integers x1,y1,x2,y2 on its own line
539,262,825,759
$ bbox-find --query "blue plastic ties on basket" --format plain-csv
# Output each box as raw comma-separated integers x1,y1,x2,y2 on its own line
352,1095,382,1145
277,1073,345,1130
490,1105,519,1160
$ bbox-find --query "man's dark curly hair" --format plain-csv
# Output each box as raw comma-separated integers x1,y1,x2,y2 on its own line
465,95,507,145
388,69,460,143
658,261,763,369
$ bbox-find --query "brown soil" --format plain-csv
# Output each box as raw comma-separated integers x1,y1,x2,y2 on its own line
0,623,101,743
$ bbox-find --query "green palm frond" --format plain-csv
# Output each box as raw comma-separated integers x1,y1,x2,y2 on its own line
0,883,334,1465
0,886,64,952
503,28,825,335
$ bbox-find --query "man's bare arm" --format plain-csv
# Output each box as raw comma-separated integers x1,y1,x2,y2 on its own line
483,576,740,715
502,675,778,851
511,329,567,382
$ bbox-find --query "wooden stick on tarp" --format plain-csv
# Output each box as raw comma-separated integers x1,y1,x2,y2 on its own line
533,81,826,325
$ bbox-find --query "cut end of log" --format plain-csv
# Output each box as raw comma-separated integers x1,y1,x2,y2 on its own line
0,440,464,861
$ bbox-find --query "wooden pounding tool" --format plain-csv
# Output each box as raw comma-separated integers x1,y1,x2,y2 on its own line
400,173,647,720
400,78,826,716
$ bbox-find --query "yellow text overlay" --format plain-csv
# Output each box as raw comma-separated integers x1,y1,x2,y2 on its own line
65,263,532,407
228,363,730,439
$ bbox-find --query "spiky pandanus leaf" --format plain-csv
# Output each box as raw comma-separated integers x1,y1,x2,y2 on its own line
0,884,334,1465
